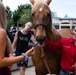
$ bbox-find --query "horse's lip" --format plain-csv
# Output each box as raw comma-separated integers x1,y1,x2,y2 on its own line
37,42,45,46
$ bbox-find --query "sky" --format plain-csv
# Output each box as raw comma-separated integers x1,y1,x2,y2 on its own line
2,0,76,18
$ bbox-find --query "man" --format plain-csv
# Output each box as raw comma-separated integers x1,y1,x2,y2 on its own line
12,22,35,75
11,27,17,43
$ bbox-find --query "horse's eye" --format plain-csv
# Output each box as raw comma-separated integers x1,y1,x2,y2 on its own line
32,13,34,16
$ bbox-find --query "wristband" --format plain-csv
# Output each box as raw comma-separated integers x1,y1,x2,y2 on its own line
21,53,28,61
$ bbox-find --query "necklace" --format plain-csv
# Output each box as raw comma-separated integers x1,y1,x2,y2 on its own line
21,29,28,34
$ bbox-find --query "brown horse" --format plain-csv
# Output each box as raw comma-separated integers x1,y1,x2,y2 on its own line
30,0,73,75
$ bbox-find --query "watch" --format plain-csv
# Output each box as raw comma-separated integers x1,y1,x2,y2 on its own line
21,53,28,61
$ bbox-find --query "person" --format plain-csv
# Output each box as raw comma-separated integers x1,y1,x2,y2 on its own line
5,9,12,43
5,9,8,18
11,27,17,43
45,26,76,75
0,2,35,75
28,29,36,48
12,22,35,75
5,9,9,37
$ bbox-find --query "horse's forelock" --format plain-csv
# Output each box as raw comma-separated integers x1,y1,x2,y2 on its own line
32,0,48,13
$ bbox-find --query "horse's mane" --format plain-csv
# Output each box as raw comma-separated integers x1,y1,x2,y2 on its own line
48,26,62,41
32,0,48,13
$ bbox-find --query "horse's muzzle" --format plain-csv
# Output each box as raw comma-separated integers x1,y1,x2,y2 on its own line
36,36,46,46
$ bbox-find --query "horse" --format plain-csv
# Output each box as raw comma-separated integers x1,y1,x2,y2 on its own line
57,28,73,38
30,0,73,75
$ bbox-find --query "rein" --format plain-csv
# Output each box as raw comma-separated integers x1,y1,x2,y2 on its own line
40,46,52,75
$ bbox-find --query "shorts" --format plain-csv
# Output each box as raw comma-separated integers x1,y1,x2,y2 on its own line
17,59,28,67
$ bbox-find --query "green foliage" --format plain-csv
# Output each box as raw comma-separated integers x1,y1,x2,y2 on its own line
19,9,32,26
51,12,58,18
5,4,32,27
6,6,14,26
12,4,32,26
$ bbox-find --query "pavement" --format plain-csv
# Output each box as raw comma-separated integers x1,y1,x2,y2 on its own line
11,57,55,75
12,66,56,75
12,66,36,75
11,57,36,75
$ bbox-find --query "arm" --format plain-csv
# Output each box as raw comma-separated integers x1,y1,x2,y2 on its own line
30,29,36,43
0,29,35,68
44,38,62,50
0,47,35,68
12,32,18,49
30,34,36,43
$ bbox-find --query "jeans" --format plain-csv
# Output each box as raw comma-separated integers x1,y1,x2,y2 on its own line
60,70,68,75
60,70,74,75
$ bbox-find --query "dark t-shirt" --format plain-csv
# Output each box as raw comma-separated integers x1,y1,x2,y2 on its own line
15,31,32,56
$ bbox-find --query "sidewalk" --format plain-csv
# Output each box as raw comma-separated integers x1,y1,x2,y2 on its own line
12,66,55,75
12,66,36,75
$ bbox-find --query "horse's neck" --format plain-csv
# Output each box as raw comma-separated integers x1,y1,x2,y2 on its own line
46,26,62,42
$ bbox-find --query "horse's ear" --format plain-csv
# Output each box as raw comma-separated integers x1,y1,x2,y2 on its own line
45,0,52,5
30,0,35,5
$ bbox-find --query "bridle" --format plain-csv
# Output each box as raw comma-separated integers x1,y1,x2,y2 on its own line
33,15,51,30
33,23,52,75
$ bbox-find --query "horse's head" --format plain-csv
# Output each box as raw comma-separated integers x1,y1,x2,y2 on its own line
30,0,52,46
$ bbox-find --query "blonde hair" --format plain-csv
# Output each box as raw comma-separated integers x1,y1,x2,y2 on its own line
25,22,33,28
0,2,6,29
0,2,12,56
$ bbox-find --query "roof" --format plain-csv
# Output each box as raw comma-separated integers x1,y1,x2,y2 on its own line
53,16,76,20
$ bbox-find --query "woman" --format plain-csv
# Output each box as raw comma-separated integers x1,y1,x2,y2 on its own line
0,2,35,75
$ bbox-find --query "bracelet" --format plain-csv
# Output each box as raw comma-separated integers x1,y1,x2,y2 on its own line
21,53,28,61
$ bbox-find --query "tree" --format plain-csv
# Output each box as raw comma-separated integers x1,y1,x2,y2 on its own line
12,4,32,26
51,12,58,17
19,9,32,26
64,14,69,18
6,6,14,26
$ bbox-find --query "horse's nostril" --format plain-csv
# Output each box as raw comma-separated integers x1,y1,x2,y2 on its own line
36,36,46,42
36,36,46,46
44,36,46,41
36,36,39,41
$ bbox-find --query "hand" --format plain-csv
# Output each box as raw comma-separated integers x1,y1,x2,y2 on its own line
26,47,35,57
9,52,15,67
9,52,15,57
72,62,76,70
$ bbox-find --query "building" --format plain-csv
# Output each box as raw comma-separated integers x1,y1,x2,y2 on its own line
52,17,76,29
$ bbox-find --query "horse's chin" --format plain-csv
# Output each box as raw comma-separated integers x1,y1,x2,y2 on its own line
37,42,45,46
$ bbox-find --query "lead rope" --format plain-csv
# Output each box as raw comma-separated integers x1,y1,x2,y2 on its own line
41,46,52,75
